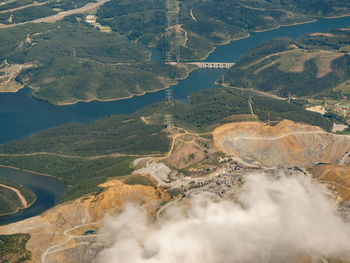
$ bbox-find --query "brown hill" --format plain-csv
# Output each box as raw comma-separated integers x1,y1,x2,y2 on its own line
0,180,169,263
311,165,350,201
213,120,350,168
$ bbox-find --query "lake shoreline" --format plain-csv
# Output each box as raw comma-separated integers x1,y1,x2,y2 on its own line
0,164,61,180
1,15,348,106
26,65,196,106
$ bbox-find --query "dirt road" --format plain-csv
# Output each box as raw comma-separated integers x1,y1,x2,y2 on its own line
0,183,28,207
0,0,110,29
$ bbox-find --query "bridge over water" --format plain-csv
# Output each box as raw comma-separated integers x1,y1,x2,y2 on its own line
168,62,235,69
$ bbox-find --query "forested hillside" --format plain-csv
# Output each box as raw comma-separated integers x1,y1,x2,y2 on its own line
97,0,350,61
0,19,188,104
224,28,350,98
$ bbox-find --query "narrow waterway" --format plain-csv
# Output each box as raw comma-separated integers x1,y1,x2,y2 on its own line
0,167,65,225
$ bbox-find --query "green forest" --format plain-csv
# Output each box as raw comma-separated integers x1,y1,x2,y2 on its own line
170,87,332,131
0,19,188,104
0,114,170,156
97,0,350,61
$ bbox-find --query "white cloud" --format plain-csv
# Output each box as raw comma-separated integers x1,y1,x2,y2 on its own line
97,173,350,263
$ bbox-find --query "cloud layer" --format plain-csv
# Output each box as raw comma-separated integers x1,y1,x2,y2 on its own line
97,173,350,263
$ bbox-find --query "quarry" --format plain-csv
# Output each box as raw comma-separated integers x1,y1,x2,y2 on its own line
1,120,350,262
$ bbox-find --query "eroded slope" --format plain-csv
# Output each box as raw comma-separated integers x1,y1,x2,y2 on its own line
213,120,350,167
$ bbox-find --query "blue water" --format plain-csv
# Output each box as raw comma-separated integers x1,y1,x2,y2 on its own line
205,17,350,62
0,16,349,224
0,167,66,225
0,16,349,144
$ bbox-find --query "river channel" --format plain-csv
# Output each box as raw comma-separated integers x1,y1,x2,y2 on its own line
0,16,349,224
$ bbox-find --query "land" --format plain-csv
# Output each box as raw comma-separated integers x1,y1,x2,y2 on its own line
0,0,349,104
0,233,31,263
0,113,170,156
97,0,350,61
0,178,35,216
223,27,350,127
0,80,347,262
0,179,170,263
0,85,333,204
224,28,350,98
1,118,350,262
0,2,350,261
169,87,333,131
0,0,100,26
0,19,191,104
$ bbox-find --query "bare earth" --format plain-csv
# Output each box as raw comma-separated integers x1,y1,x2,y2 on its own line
0,180,169,263
1,120,350,262
305,105,327,115
213,120,350,167
0,63,33,92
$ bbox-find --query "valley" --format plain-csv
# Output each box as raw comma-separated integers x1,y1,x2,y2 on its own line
0,1,350,262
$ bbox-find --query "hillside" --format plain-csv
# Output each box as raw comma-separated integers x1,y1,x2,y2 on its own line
169,87,332,131
213,120,350,167
97,0,350,61
0,19,189,104
0,87,332,201
0,179,170,263
224,28,350,98
310,164,350,201
0,0,93,25
0,113,170,156
1,118,350,262
0,111,171,201
0,234,31,263
0,1,349,104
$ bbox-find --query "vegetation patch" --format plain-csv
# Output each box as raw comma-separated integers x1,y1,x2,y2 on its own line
124,174,156,187
169,87,332,131
0,20,188,104
225,29,350,98
0,233,31,263
0,155,134,201
0,0,93,24
0,112,171,156
0,177,35,215
97,0,350,61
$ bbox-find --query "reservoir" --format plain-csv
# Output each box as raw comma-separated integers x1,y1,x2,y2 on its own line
0,16,349,224
0,16,349,143
0,166,66,225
